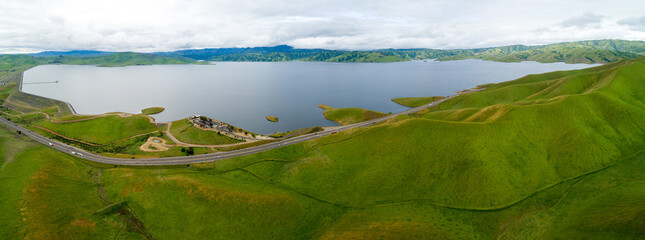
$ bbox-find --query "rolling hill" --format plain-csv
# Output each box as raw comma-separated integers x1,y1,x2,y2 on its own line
0,54,643,238
4,39,644,64
156,39,645,64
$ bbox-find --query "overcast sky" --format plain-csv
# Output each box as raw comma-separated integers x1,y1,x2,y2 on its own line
1,0,645,53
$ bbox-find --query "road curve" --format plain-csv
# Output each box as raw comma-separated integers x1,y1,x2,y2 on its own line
0,89,480,166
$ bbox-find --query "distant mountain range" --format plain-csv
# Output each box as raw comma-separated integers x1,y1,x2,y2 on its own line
22,39,645,64
29,50,115,57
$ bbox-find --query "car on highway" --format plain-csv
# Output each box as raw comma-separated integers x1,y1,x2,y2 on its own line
330,131,338,134
48,142,53,146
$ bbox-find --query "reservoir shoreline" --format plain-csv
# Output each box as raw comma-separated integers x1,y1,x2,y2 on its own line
21,60,598,134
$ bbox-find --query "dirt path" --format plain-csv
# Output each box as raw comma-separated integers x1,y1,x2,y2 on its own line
2,110,53,120
139,137,171,152
0,110,24,120
34,111,51,119
3,99,41,112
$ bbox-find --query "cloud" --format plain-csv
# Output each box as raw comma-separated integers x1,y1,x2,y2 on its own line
618,15,645,32
558,12,605,28
0,0,644,53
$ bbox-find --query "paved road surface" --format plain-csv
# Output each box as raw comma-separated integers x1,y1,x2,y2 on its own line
0,90,478,166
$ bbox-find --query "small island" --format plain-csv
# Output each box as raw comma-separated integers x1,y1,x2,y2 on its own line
266,116,279,122
141,107,165,115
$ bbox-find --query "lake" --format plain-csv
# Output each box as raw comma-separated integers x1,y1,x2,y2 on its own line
23,60,596,134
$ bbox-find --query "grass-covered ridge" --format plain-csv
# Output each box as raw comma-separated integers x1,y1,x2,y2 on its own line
0,52,194,70
31,114,158,145
50,52,193,67
318,104,389,125
207,57,645,236
324,52,407,63
2,39,645,65
391,96,446,107
169,118,242,145
157,39,645,64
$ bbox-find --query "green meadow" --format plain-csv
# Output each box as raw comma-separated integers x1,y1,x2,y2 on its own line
318,104,389,125
391,96,446,107
169,118,242,145
0,56,644,239
31,115,158,145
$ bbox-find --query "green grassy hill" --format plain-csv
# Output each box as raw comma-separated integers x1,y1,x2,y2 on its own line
31,115,157,145
57,52,192,67
169,118,242,145
440,44,640,63
401,39,645,64
3,39,645,65
163,39,645,64
325,52,407,63
0,52,193,69
318,104,389,125
391,96,446,107
209,57,645,237
0,57,644,239
0,55,42,72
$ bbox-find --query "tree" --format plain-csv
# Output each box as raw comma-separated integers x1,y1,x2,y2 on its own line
187,147,195,155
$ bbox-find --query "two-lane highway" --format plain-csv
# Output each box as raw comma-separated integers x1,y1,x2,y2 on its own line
0,89,479,166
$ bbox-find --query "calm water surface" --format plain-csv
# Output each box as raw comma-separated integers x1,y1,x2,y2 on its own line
23,60,596,134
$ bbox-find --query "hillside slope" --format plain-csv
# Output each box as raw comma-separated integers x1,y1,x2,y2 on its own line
54,52,193,67
157,39,645,64
209,57,645,237
0,58,644,239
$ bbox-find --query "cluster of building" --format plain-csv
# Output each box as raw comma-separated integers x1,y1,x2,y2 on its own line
188,115,234,134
